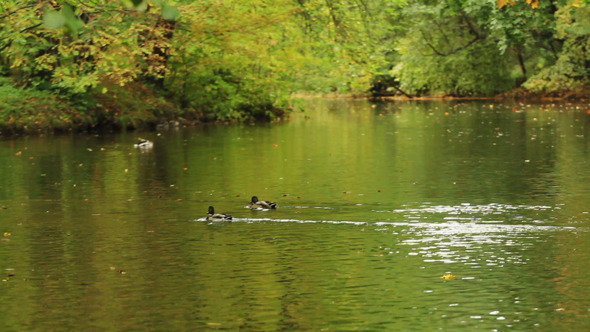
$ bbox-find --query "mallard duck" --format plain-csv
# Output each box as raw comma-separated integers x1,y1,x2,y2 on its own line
248,196,277,209
134,138,153,149
206,206,232,221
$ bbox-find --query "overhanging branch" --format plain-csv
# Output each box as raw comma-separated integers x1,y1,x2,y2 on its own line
421,31,480,56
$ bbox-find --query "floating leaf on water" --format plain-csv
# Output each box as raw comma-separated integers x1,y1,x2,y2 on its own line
442,274,456,280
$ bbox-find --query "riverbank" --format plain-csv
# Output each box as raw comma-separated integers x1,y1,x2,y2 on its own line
0,78,286,136
2,77,588,137
368,86,590,102
0,78,179,135
297,87,590,104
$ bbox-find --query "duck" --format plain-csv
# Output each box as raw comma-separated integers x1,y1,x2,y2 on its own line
206,206,232,221
248,196,277,210
134,138,154,149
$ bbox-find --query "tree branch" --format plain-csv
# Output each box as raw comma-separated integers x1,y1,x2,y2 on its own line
393,85,413,98
0,23,42,53
0,3,36,21
422,33,480,56
459,11,487,39
420,9,487,57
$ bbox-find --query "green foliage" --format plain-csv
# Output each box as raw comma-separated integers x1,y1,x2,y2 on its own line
389,0,560,96
0,76,94,134
1,0,309,122
525,5,590,92
287,0,405,94
5,0,590,134
0,0,179,94
162,0,298,120
394,36,515,96
43,4,84,36
0,75,182,133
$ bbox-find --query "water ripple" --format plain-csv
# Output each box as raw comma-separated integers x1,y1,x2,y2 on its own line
391,202,558,215
193,217,579,234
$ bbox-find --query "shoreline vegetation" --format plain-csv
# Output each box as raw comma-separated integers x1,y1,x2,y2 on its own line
2,81,588,137
12,87,580,138
2,1,590,136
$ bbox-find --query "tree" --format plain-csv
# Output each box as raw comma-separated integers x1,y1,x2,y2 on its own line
389,0,560,96
525,4,590,93
19,1,178,90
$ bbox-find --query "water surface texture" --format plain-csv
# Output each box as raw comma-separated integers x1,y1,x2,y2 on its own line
1,99,590,331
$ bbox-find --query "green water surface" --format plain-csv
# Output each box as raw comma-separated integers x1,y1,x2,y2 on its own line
1,98,589,331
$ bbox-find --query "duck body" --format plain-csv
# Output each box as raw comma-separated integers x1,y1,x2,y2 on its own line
134,138,154,149
206,206,232,221
248,196,277,210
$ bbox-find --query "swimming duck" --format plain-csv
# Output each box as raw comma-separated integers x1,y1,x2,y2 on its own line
134,138,154,149
206,206,232,221
248,196,277,209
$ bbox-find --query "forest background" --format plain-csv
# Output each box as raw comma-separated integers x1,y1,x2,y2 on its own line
1,0,589,134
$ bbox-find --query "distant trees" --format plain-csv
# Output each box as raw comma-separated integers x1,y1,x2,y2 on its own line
524,4,590,93
378,1,590,96
387,0,562,96
1,0,590,127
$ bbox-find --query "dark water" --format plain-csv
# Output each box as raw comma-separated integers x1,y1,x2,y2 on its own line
1,98,590,331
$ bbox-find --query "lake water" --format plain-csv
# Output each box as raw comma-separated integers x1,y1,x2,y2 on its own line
1,98,590,330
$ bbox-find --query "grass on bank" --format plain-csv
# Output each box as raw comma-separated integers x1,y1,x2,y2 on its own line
0,76,289,136
0,77,187,135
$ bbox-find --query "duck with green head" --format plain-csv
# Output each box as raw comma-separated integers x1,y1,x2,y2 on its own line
206,206,232,221
248,196,277,210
